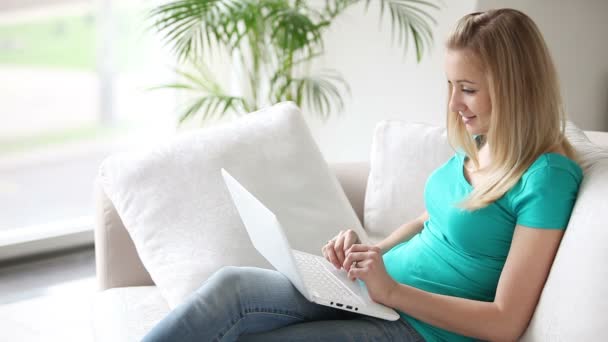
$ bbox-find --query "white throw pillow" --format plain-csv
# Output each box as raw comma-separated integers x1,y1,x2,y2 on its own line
99,102,366,308
363,121,453,238
564,120,608,171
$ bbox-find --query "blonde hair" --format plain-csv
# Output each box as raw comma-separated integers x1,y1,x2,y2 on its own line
446,8,578,210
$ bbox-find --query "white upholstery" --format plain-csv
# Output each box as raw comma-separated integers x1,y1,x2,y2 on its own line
520,158,608,341
585,131,608,148
364,121,454,237
92,286,169,342
97,102,366,308
93,116,608,341
520,126,608,340
363,120,608,340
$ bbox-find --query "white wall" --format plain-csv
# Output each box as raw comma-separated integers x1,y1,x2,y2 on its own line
303,0,478,162
306,0,608,163
476,0,608,132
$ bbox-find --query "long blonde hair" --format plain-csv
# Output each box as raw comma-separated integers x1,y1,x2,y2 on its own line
446,8,578,210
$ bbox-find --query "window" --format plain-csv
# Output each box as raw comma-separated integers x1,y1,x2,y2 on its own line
0,0,176,260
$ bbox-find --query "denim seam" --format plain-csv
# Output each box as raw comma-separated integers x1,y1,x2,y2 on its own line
218,308,306,341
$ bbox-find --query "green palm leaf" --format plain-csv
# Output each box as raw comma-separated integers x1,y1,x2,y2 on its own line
368,0,439,61
148,0,440,124
148,0,241,61
150,61,249,123
271,68,350,121
267,5,324,56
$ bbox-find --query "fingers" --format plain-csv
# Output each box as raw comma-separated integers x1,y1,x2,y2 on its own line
343,245,382,272
346,244,381,254
343,229,358,251
321,229,363,270
347,267,361,281
334,231,347,266
322,240,341,269
347,259,371,281
343,251,367,272
327,245,341,269
337,229,361,266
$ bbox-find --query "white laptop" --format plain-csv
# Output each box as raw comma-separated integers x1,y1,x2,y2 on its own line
221,168,400,321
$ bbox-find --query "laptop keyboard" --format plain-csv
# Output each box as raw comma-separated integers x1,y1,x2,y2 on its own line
293,250,362,303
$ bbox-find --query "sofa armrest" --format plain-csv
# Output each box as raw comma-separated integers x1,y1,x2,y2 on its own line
94,162,371,291
94,178,154,290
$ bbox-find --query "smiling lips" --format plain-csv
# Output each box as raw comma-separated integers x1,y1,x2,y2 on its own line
459,112,477,124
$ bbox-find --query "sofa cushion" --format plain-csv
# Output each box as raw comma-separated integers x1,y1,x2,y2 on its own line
98,102,366,308
364,121,453,237
92,286,169,342
564,120,608,172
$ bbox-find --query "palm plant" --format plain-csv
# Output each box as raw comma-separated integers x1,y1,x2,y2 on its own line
149,0,439,124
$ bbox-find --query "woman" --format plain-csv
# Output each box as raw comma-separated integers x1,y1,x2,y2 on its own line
143,8,583,342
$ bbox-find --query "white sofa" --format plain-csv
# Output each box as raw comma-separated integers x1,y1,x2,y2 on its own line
92,130,608,341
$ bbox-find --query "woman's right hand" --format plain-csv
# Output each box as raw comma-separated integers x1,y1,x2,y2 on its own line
322,229,360,270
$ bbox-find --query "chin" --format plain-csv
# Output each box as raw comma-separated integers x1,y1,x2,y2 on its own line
464,126,482,136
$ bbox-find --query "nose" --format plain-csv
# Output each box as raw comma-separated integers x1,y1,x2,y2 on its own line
449,90,466,114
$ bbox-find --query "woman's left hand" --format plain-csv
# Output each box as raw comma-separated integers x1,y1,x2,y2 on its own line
343,244,399,306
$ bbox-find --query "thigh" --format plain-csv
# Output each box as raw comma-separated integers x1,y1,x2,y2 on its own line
223,266,354,320
239,316,425,342
143,266,354,342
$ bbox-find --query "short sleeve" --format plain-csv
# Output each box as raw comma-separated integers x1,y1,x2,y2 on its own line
511,166,582,229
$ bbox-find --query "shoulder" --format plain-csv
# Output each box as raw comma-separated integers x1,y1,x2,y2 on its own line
507,153,583,228
521,153,583,187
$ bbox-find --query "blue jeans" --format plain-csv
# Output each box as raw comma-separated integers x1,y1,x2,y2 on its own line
142,266,424,341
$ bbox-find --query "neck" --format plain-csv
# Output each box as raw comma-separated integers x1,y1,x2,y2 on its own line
471,142,491,171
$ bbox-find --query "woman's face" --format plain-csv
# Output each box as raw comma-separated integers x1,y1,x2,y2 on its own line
445,49,492,136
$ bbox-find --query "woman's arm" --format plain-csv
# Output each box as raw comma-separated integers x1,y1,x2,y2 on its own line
323,211,428,268
375,211,429,254
359,225,564,341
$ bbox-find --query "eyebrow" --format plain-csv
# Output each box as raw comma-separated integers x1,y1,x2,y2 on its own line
448,79,476,85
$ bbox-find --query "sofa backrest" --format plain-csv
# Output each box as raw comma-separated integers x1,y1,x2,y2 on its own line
95,131,608,292
94,162,370,290
520,129,608,341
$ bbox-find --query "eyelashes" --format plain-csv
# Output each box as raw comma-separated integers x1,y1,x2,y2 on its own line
447,81,477,94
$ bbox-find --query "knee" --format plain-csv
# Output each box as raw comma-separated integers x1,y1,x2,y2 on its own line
206,266,258,294
213,266,243,286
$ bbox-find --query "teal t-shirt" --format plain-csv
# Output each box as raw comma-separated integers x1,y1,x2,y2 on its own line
383,151,583,341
